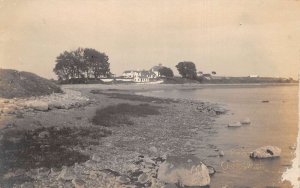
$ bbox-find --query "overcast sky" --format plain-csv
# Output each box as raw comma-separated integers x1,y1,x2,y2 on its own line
1,0,300,79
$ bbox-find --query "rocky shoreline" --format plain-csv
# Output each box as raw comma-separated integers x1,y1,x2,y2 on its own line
0,86,227,188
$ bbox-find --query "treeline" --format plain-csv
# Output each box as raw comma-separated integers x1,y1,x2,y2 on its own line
53,48,111,84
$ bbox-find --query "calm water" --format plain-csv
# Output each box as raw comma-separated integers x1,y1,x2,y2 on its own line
139,84,298,187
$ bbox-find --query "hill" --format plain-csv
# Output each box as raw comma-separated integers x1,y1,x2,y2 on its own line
0,69,62,98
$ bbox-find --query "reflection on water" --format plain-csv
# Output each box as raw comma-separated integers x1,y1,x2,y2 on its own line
139,85,298,187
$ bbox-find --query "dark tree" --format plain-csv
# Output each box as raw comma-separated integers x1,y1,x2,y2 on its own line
158,67,174,77
53,51,74,81
53,48,111,83
175,61,197,79
84,48,110,79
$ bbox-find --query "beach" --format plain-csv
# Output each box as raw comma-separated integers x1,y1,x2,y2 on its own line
0,83,223,187
0,83,298,187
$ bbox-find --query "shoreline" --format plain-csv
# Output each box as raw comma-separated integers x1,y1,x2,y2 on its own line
0,83,297,187
0,84,225,187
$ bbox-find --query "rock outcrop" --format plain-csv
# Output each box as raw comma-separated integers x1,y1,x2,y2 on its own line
157,155,210,187
250,146,281,159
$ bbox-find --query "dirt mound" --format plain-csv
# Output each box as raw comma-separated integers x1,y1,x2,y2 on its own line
0,69,62,98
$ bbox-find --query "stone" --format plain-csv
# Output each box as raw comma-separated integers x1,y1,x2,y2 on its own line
21,182,34,188
48,101,70,110
25,101,49,111
72,178,85,188
240,118,251,125
214,107,227,115
91,154,101,162
138,173,149,184
219,150,225,157
227,122,242,127
116,175,131,184
250,146,281,159
38,131,50,139
163,183,178,188
207,166,216,176
149,146,158,153
57,167,76,181
157,155,210,187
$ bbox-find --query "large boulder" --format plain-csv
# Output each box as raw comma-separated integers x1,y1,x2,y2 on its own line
250,146,281,159
157,155,210,187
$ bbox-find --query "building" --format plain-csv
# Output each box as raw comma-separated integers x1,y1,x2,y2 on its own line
122,64,163,82
122,70,136,78
134,76,149,82
150,64,163,78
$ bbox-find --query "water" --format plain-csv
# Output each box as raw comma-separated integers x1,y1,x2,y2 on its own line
138,84,298,187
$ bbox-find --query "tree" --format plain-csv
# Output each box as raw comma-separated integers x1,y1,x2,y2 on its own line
84,48,110,79
175,61,197,79
158,67,174,77
53,48,111,83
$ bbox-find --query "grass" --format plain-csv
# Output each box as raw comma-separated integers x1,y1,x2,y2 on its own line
0,126,111,187
90,90,177,104
92,103,160,127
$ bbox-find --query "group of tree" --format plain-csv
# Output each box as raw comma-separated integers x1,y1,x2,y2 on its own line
157,61,199,80
175,61,197,79
53,48,111,83
158,66,174,77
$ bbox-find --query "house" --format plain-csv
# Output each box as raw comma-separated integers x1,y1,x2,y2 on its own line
122,70,136,78
134,76,149,82
122,64,164,83
150,64,163,78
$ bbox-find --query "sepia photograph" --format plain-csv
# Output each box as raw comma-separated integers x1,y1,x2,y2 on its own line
0,0,299,187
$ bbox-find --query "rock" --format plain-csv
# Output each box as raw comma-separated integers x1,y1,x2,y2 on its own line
72,178,85,188
37,167,50,179
240,118,251,125
21,182,34,188
57,167,76,181
116,175,131,184
207,166,216,176
289,145,296,150
149,146,158,153
214,107,227,115
219,150,225,157
25,101,49,111
157,155,210,187
250,146,281,159
91,154,101,162
163,183,178,188
227,122,242,127
262,100,269,103
38,131,50,139
138,173,149,184
48,101,71,110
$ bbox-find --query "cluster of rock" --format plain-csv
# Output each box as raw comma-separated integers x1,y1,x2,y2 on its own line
15,155,212,188
197,103,227,116
0,89,90,117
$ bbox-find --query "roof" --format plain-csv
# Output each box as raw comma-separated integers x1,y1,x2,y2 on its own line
123,70,132,73
151,65,163,72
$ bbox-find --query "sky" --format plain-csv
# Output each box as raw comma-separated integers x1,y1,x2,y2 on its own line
1,0,300,79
